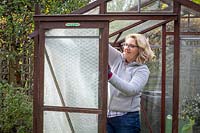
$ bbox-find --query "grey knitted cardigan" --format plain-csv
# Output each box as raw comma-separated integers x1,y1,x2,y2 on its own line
108,45,150,112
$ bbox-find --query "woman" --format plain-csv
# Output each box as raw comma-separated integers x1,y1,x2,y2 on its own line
107,33,155,133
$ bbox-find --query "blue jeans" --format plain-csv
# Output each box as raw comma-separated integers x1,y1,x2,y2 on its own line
107,112,140,133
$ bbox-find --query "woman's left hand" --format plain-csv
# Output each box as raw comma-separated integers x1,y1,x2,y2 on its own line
108,65,112,80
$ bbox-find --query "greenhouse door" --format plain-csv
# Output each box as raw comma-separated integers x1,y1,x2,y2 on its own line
33,19,109,133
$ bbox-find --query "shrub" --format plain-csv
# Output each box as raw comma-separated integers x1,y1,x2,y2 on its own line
181,93,200,123
0,82,32,133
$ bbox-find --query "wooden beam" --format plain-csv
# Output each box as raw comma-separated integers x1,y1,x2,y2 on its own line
172,1,181,133
34,14,177,22
43,106,102,114
176,0,200,12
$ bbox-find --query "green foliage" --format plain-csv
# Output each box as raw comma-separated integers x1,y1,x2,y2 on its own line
0,82,33,132
181,119,194,133
181,94,200,121
0,0,35,59
0,1,91,131
0,0,90,87
0,0,35,86
39,0,90,14
0,1,90,132
192,0,200,4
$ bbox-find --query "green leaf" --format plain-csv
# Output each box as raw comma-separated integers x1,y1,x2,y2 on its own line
192,0,200,4
181,119,194,133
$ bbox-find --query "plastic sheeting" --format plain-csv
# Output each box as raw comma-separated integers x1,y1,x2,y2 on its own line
43,29,100,133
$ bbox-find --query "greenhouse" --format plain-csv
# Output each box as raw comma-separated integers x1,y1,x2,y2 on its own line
1,0,199,133
32,0,200,133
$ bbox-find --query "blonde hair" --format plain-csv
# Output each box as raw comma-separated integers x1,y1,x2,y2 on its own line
125,33,155,64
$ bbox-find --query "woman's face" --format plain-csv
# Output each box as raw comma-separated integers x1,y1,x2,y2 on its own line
123,37,139,63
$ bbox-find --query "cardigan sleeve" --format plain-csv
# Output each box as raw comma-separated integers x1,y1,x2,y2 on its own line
109,66,150,96
108,44,122,66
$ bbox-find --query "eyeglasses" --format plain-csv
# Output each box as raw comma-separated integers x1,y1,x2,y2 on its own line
122,43,138,49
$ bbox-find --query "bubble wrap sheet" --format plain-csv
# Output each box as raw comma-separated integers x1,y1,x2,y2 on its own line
44,29,100,133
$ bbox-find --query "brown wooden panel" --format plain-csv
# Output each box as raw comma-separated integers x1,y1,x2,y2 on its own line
34,14,177,22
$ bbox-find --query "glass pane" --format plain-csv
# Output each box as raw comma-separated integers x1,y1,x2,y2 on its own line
180,6,200,32
179,39,200,97
44,111,98,133
107,0,173,12
165,36,174,132
141,0,173,12
181,6,200,17
188,18,200,32
181,17,189,32
179,38,200,133
117,21,164,42
166,21,174,32
107,0,139,12
145,27,162,46
109,20,141,34
141,45,162,133
181,16,200,32
44,29,100,108
141,35,173,133
166,36,174,97
109,34,118,43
